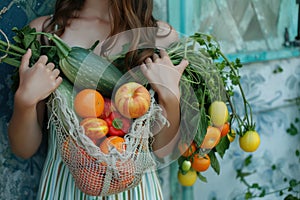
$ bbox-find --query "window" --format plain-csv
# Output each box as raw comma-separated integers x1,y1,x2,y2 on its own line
168,0,299,61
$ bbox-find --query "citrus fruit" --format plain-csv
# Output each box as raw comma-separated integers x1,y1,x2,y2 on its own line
99,136,126,154
74,89,105,118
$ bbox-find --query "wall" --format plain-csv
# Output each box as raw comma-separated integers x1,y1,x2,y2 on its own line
1,0,299,200
0,1,54,199
193,57,300,199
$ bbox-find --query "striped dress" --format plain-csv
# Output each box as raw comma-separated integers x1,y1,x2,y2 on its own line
36,122,164,200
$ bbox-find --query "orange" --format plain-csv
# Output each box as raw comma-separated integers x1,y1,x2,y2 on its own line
99,136,126,154
74,89,105,118
178,141,197,157
191,154,210,172
200,126,221,149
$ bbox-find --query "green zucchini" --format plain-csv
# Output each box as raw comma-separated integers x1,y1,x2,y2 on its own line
39,33,123,97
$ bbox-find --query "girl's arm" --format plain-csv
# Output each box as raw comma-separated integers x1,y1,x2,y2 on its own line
8,49,62,159
140,22,188,158
8,17,62,159
141,49,188,158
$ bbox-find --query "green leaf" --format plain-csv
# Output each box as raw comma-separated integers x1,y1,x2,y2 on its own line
177,156,186,168
197,172,207,183
244,155,252,167
208,151,220,175
11,27,19,32
273,66,283,74
289,179,298,187
193,108,208,147
215,135,230,158
295,149,300,157
30,41,41,61
284,194,300,200
287,123,298,136
259,189,266,197
1,57,21,68
12,36,21,44
235,169,253,179
251,183,260,189
43,46,58,63
22,34,36,49
245,191,252,199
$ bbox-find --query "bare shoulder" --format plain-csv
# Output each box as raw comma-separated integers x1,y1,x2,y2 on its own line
156,20,179,48
29,15,52,31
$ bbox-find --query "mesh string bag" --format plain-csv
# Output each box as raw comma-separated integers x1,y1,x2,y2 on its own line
47,79,168,196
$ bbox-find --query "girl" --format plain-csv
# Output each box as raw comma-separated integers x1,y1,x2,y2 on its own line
8,0,188,199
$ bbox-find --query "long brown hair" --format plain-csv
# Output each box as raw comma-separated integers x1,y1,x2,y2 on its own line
43,0,163,69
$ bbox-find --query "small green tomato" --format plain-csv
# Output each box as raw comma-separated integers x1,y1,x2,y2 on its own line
181,160,192,172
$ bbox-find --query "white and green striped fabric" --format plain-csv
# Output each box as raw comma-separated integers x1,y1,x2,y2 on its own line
36,122,164,200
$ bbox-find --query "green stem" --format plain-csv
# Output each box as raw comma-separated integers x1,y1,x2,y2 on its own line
225,90,244,126
1,57,20,67
248,181,300,199
219,51,253,131
0,40,27,54
0,48,23,57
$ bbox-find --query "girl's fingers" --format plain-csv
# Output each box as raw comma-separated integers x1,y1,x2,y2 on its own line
52,69,60,78
159,49,168,58
144,57,152,69
140,63,148,72
55,76,63,86
19,49,32,73
37,55,48,65
177,59,189,73
46,63,55,71
145,57,152,63
152,53,159,61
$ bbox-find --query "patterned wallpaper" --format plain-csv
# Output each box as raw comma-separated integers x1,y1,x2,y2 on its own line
193,56,300,200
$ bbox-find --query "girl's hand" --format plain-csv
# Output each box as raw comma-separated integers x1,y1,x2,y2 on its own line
141,49,188,101
16,49,62,107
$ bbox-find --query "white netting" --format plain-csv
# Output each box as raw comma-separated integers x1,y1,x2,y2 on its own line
47,83,167,196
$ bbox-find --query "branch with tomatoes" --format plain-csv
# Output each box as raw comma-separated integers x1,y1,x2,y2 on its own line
166,33,261,186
